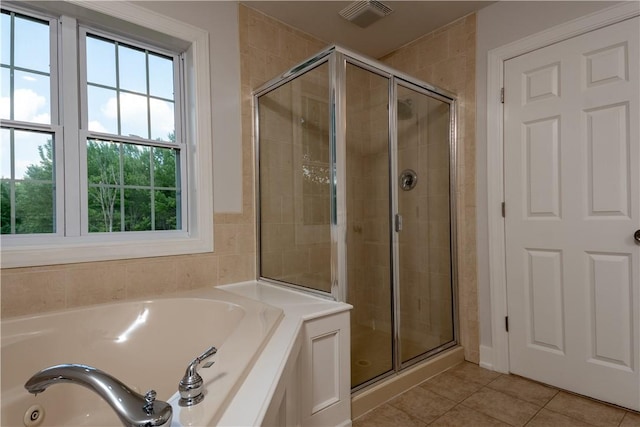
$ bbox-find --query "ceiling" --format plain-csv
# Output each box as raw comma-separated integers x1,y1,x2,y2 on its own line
242,1,494,58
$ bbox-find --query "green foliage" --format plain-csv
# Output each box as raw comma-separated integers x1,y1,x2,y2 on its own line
87,136,179,232
1,181,13,234
1,134,179,235
1,141,55,234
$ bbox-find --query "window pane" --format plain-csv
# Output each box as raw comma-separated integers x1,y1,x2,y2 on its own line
1,67,9,120
120,92,148,139
87,86,118,134
118,44,146,94
153,147,177,188
150,99,174,141
86,36,116,87
1,129,10,178
87,139,120,185
88,186,121,232
1,180,11,234
123,144,150,186
0,129,55,235
14,70,50,124
1,12,10,66
15,180,54,233
148,53,174,100
124,188,151,231
154,190,178,230
13,14,49,73
13,130,53,180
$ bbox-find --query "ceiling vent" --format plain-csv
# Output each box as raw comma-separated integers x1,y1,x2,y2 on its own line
339,0,394,28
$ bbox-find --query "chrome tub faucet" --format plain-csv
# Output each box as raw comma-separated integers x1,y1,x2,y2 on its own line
178,345,217,406
24,364,172,427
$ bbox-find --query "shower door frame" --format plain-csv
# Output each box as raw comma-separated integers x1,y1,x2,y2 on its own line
253,45,460,389
391,77,460,373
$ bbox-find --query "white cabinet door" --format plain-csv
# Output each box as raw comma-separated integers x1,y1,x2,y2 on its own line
504,16,640,410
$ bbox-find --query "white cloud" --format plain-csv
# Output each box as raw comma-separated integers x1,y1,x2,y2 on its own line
0,89,52,178
97,92,174,140
88,120,107,133
0,89,50,124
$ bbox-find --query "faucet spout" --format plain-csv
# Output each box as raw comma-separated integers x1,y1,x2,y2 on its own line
25,364,172,427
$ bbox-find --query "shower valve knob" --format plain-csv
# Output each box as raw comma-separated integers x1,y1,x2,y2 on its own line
400,169,418,191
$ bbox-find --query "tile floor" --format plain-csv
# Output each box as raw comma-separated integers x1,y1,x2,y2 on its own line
353,362,640,427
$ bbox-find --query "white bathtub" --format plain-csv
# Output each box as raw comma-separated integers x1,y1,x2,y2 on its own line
1,287,283,427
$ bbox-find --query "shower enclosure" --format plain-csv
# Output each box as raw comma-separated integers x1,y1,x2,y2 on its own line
254,46,457,390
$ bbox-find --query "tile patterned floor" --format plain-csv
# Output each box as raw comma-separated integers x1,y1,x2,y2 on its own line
353,362,640,427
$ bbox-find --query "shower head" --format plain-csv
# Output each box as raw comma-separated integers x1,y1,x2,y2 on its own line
397,98,413,120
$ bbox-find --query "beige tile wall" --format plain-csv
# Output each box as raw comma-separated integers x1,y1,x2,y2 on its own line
0,5,326,319
381,14,479,363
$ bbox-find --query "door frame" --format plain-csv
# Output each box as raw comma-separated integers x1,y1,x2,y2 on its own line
486,2,640,374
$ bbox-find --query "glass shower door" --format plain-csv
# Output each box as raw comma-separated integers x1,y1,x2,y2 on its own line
396,83,455,365
345,62,393,388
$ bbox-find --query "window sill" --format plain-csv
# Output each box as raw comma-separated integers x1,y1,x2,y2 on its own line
1,232,213,268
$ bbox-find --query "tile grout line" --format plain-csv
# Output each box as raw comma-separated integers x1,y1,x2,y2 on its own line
522,401,546,427
539,392,614,427
456,398,517,427
538,406,601,427
458,384,520,426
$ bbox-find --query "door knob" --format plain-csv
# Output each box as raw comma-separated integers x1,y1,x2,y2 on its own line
635,229,640,243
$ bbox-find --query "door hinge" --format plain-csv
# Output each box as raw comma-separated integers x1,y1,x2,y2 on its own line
505,316,509,332
501,202,505,218
500,87,504,103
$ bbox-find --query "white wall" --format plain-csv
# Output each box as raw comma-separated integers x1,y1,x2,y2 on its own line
475,1,621,352
135,1,243,213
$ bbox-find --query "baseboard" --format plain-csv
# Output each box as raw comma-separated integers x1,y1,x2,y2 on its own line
479,344,494,370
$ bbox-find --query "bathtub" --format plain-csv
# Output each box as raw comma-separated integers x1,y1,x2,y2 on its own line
1,287,283,427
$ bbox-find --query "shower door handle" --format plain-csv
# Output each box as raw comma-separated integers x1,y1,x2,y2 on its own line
395,214,403,232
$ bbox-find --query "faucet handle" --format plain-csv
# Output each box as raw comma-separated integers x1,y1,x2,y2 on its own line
143,390,156,414
178,346,217,407
185,346,217,378
197,346,218,363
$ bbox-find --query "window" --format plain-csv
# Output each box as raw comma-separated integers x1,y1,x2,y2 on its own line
81,31,183,233
0,3,213,267
1,10,58,235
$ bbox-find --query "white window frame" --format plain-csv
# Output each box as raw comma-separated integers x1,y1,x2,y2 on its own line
1,1,213,268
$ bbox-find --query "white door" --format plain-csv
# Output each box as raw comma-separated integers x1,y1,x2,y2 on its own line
504,16,640,410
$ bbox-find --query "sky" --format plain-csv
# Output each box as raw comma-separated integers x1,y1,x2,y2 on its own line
0,12,176,180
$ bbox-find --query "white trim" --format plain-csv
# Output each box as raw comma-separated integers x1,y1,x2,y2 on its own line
479,344,493,371
486,2,640,374
1,0,213,267
60,14,82,237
